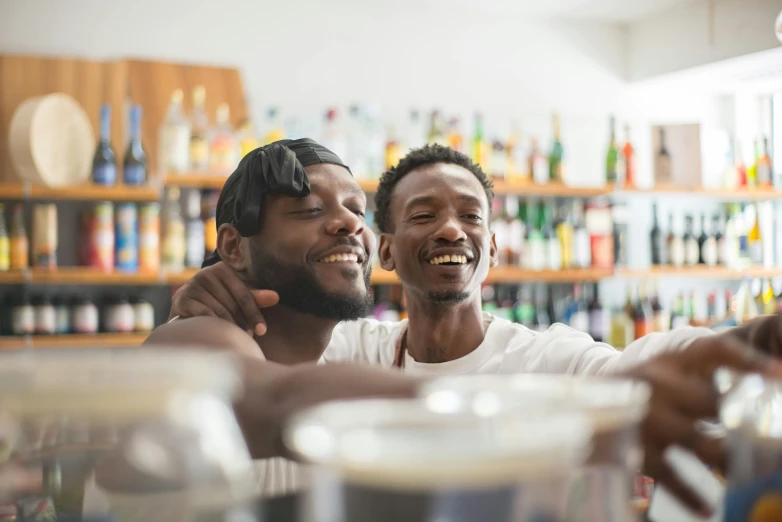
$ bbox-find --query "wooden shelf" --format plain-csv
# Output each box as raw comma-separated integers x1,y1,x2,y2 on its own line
29,267,163,285
0,182,160,201
358,179,613,198
0,333,148,350
0,270,27,284
617,184,782,201
163,173,227,189
369,266,613,285
165,268,199,286
616,266,782,279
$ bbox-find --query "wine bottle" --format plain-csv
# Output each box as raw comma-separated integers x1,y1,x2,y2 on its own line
683,215,699,267
668,213,685,267
650,204,664,265
123,105,147,186
701,213,718,267
549,114,564,182
655,128,671,182
758,137,772,187
623,125,636,188
606,116,619,184
92,104,117,186
189,86,210,172
714,214,727,266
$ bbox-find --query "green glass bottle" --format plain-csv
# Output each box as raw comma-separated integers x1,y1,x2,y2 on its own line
606,116,619,183
549,114,563,182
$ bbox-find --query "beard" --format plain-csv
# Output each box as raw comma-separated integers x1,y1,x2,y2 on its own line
248,244,374,321
426,290,471,304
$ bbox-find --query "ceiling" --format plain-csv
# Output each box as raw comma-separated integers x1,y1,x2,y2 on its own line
419,0,700,23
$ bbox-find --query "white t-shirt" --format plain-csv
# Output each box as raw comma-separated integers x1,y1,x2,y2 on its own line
87,314,712,519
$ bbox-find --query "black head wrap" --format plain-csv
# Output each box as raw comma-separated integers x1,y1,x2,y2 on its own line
203,138,350,267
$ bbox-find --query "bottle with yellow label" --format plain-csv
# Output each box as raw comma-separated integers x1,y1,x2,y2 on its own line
189,85,209,172
0,204,9,271
9,203,28,271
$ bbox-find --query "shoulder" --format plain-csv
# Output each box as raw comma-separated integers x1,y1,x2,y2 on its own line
143,316,262,359
325,317,406,365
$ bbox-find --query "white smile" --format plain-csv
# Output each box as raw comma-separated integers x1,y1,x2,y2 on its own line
428,255,469,265
318,253,360,263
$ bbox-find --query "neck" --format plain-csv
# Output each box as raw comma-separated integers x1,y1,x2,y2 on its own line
404,290,486,363
254,305,338,365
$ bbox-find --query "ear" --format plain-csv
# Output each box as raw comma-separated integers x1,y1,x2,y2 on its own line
377,233,396,272
217,224,247,272
489,232,499,268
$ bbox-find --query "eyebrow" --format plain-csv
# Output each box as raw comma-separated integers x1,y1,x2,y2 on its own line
405,194,484,209
307,182,367,200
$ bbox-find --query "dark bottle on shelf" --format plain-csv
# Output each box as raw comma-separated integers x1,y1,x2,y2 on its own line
683,215,700,267
92,103,117,186
656,127,672,182
123,104,148,186
650,204,665,265
587,283,608,343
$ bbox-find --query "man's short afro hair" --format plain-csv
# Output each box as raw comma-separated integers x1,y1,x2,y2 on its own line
374,144,495,233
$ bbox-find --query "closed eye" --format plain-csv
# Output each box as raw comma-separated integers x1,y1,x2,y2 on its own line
292,207,322,216
464,214,483,222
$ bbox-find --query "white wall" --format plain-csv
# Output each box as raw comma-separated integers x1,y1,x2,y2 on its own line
0,0,627,187
627,0,782,80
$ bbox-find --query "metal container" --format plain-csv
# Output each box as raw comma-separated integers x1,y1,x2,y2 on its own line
286,398,591,522
421,375,650,522
718,368,782,522
0,349,258,522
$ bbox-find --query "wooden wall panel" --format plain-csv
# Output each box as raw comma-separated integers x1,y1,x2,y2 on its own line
0,55,247,183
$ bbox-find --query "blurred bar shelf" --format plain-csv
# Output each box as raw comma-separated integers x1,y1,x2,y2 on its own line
358,179,614,198
0,182,160,201
0,333,148,350
616,266,782,279
165,268,199,286
0,270,27,284
163,173,227,189
370,266,614,285
29,267,163,285
617,184,782,201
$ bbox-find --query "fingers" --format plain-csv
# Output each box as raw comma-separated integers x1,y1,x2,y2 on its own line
641,364,719,418
645,405,724,467
683,336,782,377
742,314,782,358
181,291,236,325
211,266,270,336
252,290,280,308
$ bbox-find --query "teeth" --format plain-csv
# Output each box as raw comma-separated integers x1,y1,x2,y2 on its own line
428,255,469,265
319,253,360,263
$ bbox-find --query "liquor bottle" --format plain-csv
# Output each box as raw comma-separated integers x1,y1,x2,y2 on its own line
623,125,636,188
573,201,591,269
472,113,488,171
514,286,536,329
363,105,386,179
0,204,8,271
549,114,564,182
209,104,239,177
447,118,464,153
161,187,185,272
263,107,285,144
714,214,727,266
650,283,670,333
735,206,750,267
529,138,548,185
568,284,589,333
557,203,574,269
634,283,655,339
748,204,763,265
722,135,739,189
613,203,629,268
683,215,699,267
159,89,191,175
237,119,260,158
650,204,664,265
527,203,545,271
670,293,689,330
385,124,402,170
588,283,608,343
762,279,776,315
700,213,718,267
9,203,28,271
746,140,759,187
622,286,636,343
491,198,509,266
427,110,447,147
507,197,524,266
668,214,685,267
92,103,117,185
735,139,748,187
534,284,551,332
543,202,562,271
506,121,527,184
189,85,209,172
123,105,147,186
758,137,773,187
655,128,671,183
491,140,507,180
606,116,619,184
321,108,347,161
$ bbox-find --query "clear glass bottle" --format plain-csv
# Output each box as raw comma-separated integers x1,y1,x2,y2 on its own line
189,85,209,172
209,103,239,177
160,89,191,175
161,187,185,272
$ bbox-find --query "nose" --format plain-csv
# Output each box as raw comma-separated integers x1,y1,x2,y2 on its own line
325,207,366,237
433,215,467,243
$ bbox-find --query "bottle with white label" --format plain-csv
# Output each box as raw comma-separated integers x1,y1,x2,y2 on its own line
700,214,718,267
160,89,191,175
714,214,728,266
683,215,699,267
668,214,685,267
573,201,591,269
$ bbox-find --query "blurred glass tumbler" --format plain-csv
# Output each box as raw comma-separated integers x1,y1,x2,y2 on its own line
286,398,591,522
421,375,650,522
0,349,258,522
718,368,782,522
